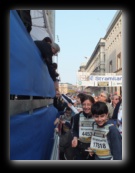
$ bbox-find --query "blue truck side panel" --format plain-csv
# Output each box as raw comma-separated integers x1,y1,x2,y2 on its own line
10,10,57,160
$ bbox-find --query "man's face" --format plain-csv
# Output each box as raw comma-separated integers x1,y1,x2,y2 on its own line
112,96,119,105
98,93,107,102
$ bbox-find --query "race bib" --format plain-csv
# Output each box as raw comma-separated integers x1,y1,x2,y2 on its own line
79,115,94,143
90,135,111,156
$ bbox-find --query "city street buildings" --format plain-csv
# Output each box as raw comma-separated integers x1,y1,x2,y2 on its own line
77,10,122,96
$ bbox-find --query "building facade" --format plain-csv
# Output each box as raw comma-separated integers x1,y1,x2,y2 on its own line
104,10,122,95
59,83,77,94
78,10,122,96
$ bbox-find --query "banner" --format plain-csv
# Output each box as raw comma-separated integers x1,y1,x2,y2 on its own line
77,73,122,87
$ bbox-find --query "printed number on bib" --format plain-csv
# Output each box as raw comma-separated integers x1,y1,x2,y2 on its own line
91,136,110,150
93,142,106,149
82,131,92,137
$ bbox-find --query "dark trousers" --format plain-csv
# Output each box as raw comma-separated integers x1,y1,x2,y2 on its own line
74,141,95,160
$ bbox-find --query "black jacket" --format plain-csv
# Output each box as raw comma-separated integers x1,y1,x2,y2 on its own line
112,100,122,120
34,40,57,81
17,10,32,33
34,40,53,64
53,97,67,112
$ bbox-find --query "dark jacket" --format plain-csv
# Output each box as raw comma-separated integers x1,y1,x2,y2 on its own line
93,121,122,160
34,40,53,64
53,97,67,112
112,100,122,120
17,10,32,33
72,112,94,160
34,40,56,81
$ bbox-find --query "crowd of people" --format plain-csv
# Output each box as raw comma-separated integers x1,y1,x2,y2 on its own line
53,90,122,160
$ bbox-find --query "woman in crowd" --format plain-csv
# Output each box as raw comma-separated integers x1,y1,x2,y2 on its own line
71,94,95,160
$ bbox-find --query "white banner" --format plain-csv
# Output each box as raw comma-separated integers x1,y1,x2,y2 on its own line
89,75,122,82
77,74,122,87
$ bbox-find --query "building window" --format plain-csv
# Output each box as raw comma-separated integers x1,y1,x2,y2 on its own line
109,60,112,72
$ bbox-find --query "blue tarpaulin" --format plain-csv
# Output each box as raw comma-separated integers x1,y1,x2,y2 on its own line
10,10,55,97
10,10,58,160
10,106,58,160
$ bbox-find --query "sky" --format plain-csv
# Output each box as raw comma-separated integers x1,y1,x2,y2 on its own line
55,10,117,85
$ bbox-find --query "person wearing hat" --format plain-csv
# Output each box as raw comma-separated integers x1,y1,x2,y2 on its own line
88,101,122,160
